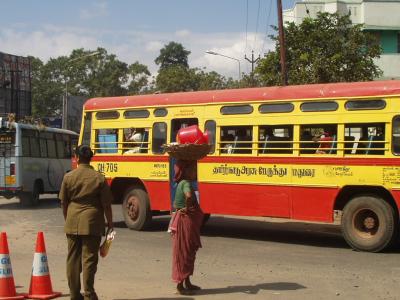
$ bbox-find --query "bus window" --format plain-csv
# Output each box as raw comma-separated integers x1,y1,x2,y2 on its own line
0,128,15,157
258,125,293,154
46,133,57,158
204,120,216,154
81,112,92,146
39,134,48,158
55,134,65,158
123,128,149,154
171,118,198,143
22,129,40,157
30,134,40,157
392,116,400,155
21,131,30,157
95,129,118,154
220,126,252,154
63,135,72,158
300,125,337,154
152,122,167,154
346,123,385,155
366,125,385,155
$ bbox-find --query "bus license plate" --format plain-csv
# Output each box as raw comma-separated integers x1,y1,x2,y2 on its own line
5,176,15,185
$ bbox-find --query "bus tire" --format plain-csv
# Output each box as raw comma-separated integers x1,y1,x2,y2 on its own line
202,213,211,226
341,195,397,252
122,187,152,231
18,182,41,207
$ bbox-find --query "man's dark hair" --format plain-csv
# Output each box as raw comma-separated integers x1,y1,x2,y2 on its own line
75,145,93,163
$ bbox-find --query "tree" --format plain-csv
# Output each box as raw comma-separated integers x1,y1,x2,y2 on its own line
30,56,64,117
30,48,153,118
127,61,151,95
155,42,234,92
66,47,129,97
155,65,198,93
155,41,191,70
255,12,382,86
196,70,228,91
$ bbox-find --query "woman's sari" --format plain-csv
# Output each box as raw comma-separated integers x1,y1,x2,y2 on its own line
170,204,204,283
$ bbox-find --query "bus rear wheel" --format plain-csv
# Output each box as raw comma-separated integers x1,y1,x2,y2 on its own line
122,187,152,231
18,182,40,207
341,195,397,252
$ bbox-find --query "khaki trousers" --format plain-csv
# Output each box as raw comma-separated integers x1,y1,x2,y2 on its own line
66,234,101,300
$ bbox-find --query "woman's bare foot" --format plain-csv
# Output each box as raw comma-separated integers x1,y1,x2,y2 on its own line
185,278,201,290
175,282,194,295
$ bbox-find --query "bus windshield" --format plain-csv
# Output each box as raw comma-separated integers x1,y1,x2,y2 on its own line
0,127,16,157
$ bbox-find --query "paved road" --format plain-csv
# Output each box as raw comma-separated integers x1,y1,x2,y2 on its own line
0,196,399,300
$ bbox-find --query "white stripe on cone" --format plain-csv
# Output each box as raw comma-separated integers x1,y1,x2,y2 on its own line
31,253,49,276
0,253,13,278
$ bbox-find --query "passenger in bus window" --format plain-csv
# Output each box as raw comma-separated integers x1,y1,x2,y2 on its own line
235,128,252,153
300,130,316,154
221,134,235,154
124,128,144,154
313,129,335,154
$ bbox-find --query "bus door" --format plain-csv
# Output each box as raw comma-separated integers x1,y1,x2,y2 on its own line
0,128,16,193
169,118,199,210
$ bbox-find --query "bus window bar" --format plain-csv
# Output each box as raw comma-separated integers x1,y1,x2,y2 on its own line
217,139,388,154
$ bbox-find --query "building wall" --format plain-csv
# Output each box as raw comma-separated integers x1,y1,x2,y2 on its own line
362,2,400,28
0,52,32,120
283,0,400,79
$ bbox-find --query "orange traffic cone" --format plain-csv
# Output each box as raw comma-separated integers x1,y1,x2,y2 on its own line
24,232,61,299
0,232,24,300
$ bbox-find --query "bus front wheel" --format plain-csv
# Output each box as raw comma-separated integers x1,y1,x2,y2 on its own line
122,187,152,231
341,195,397,252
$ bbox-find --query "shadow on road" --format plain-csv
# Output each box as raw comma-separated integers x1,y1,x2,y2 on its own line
0,197,60,210
126,215,350,249
195,281,306,296
115,298,193,300
113,282,305,299
201,216,348,249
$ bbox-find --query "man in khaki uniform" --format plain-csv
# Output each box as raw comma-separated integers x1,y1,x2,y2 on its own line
59,145,113,300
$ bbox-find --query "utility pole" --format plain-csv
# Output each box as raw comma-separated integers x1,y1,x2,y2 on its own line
245,50,260,86
277,0,288,86
244,50,260,73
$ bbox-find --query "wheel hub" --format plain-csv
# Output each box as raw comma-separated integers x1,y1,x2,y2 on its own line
363,217,376,230
126,196,140,221
353,209,379,238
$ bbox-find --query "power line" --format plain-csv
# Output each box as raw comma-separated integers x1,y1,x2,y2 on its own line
261,1,273,55
304,1,311,16
244,0,249,54
253,0,261,51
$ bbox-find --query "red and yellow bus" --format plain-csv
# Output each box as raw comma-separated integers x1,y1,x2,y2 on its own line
80,80,400,252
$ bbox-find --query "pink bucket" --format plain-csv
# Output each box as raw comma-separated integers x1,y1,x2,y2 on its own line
177,125,208,144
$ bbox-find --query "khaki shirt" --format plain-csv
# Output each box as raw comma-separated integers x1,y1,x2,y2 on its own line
59,164,113,236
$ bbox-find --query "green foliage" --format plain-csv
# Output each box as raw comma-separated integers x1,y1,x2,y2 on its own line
31,41,239,118
66,48,129,97
30,48,152,118
155,65,198,93
127,61,151,95
255,12,383,86
155,41,241,93
30,56,64,117
155,41,191,70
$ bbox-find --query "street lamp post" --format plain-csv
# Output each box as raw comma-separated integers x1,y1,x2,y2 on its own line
62,51,100,129
205,50,241,81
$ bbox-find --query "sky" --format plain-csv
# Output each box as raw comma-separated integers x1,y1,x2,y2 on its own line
0,0,297,79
